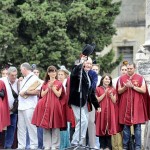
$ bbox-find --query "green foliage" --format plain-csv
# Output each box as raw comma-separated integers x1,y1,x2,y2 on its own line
96,49,123,75
0,0,121,72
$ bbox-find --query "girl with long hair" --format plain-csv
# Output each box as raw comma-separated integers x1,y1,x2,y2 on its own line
95,74,118,150
32,66,63,150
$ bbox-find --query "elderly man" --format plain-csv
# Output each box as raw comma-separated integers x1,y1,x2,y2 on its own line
117,62,149,150
17,62,41,149
68,56,101,146
0,67,18,149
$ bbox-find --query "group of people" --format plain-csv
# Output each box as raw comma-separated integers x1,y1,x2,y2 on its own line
0,54,150,150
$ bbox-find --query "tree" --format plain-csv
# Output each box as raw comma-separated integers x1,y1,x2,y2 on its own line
0,0,121,72
96,50,123,75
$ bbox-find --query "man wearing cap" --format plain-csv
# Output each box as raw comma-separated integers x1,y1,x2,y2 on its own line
17,62,41,149
68,45,101,146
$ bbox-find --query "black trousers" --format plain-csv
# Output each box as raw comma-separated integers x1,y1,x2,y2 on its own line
99,135,112,149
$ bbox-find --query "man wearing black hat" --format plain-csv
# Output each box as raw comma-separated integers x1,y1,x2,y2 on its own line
68,52,101,146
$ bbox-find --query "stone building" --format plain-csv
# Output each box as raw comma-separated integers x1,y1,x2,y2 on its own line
101,0,146,77
106,1,150,148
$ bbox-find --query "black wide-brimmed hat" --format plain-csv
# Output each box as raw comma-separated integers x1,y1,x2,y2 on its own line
82,44,95,56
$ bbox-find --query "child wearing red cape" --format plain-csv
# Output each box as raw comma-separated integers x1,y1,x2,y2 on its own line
95,75,119,150
32,66,63,149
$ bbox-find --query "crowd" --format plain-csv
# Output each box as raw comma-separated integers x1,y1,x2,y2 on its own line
0,52,150,150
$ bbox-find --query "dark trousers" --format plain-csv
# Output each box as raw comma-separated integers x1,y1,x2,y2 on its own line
70,127,75,142
99,135,112,149
0,130,5,149
4,114,17,148
26,127,43,149
123,124,141,150
37,127,43,149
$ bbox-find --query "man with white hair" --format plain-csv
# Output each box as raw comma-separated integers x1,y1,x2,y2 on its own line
0,66,18,149
68,56,101,146
17,62,41,149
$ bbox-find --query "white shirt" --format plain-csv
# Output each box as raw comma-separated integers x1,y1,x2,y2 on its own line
112,76,120,89
0,77,18,111
18,72,41,110
97,75,102,86
63,78,67,93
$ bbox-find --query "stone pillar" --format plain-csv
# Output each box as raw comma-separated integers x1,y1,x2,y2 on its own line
136,50,150,149
136,0,150,91
135,0,150,88
136,48,150,89
142,0,150,91
135,1,150,149
146,0,150,40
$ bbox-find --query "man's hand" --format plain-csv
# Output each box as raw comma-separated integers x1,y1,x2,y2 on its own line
19,91,26,97
18,77,23,82
124,80,134,88
20,89,40,97
97,107,101,113
80,55,88,63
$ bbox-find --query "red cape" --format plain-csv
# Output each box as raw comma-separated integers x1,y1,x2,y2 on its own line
95,86,119,136
0,80,10,132
117,74,149,125
65,77,75,127
32,80,64,129
59,85,67,128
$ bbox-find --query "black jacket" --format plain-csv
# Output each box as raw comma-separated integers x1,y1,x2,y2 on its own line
68,64,100,111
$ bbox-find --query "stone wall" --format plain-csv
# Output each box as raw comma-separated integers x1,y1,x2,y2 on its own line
111,0,146,77
111,27,145,78
97,0,146,78
135,0,150,92
114,0,146,27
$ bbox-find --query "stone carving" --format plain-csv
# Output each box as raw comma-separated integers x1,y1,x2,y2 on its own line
138,61,150,75
146,0,150,15
146,0,150,27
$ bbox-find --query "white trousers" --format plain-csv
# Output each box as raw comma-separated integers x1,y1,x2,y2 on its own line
71,104,89,145
43,128,60,149
17,109,38,149
88,105,96,148
144,121,149,149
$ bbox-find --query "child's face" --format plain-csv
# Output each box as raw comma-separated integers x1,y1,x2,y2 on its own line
92,66,99,74
103,76,111,86
57,71,66,82
33,69,40,77
1,69,8,77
